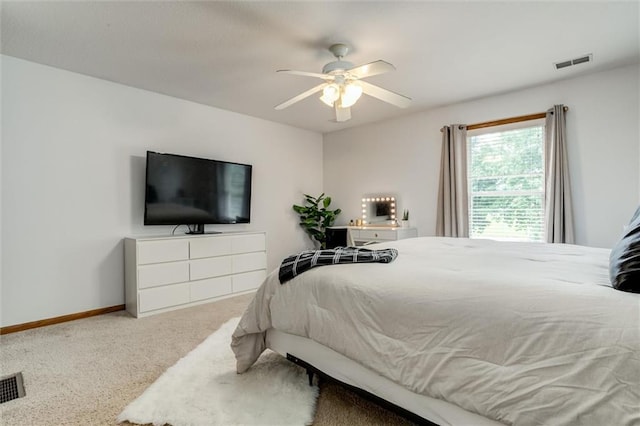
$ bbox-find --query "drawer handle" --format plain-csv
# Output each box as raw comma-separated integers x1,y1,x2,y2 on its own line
375,233,378,237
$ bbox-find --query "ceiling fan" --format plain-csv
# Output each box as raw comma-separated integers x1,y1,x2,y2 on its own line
274,43,411,122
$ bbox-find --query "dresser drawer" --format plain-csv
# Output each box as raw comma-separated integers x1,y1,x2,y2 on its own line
190,256,232,280
139,283,190,313
232,234,265,254
190,236,233,259
138,240,189,265
190,276,232,302
138,262,189,289
233,252,266,274
232,270,267,292
359,230,396,240
125,231,267,318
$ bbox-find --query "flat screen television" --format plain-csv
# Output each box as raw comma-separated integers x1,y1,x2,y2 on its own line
144,151,252,233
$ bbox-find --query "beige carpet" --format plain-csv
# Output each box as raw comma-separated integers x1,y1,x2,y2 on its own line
0,294,415,425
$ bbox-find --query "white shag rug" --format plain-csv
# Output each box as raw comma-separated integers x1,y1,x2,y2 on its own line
117,317,318,426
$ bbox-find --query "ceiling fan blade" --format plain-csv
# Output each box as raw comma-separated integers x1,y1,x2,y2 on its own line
348,60,396,79
359,80,412,108
277,69,335,80
335,105,351,122
275,83,327,110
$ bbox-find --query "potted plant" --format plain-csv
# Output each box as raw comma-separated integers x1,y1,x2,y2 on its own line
293,193,342,249
401,209,410,228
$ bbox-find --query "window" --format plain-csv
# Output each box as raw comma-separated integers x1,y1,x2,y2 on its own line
467,121,545,242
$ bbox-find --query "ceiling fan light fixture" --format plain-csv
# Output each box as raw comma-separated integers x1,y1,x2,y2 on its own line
319,83,340,107
340,82,363,108
276,43,411,121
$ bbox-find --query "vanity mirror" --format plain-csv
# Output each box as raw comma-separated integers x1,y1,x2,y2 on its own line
361,196,396,226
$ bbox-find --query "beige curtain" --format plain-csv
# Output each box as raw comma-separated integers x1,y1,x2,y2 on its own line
545,105,575,243
436,125,469,237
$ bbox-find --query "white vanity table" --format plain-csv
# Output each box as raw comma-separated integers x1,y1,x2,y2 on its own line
329,226,418,246
349,226,418,245
328,195,416,246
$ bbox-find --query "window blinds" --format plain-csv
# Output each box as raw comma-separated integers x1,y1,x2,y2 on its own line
467,123,545,242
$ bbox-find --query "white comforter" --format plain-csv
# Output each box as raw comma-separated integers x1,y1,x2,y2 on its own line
231,237,640,425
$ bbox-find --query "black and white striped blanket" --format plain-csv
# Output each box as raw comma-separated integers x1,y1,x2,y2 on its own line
278,246,399,284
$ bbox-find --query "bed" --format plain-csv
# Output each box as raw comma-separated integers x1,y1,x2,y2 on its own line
231,237,640,425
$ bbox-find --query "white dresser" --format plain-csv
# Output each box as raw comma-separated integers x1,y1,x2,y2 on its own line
124,231,267,318
347,226,418,246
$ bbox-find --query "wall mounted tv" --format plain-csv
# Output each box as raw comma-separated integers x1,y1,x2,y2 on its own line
144,151,252,234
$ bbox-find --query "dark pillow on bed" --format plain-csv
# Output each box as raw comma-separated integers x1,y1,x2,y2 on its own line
609,206,640,293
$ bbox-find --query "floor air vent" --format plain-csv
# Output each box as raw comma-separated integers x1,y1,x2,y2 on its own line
554,54,593,70
0,372,25,404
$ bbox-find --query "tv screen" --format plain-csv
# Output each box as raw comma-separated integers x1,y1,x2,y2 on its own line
144,151,252,228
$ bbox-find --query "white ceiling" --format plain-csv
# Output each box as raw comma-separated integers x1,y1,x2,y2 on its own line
1,1,638,134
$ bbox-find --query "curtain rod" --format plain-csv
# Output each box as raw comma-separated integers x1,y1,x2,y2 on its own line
440,106,569,132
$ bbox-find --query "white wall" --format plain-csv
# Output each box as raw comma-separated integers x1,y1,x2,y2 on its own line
324,64,640,249
0,58,3,327
1,55,323,327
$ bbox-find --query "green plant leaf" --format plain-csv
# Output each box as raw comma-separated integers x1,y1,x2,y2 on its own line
292,193,341,248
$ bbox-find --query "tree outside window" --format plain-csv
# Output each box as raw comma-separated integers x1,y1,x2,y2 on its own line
467,123,545,242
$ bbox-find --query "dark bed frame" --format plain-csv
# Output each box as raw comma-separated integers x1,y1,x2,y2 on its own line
286,353,438,426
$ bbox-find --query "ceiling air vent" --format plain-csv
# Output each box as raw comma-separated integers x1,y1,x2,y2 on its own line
554,54,593,70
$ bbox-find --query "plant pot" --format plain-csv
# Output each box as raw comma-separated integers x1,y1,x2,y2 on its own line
400,220,410,228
